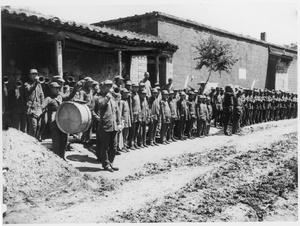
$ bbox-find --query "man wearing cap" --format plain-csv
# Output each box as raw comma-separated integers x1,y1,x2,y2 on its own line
142,72,152,98
129,83,141,149
114,75,124,89
10,69,27,132
94,79,121,172
24,69,44,138
186,91,196,139
138,89,150,147
77,77,94,143
148,88,160,146
213,87,223,128
167,90,178,142
196,95,208,137
177,91,188,140
119,88,131,152
223,86,234,135
160,90,171,144
232,89,243,134
41,81,80,159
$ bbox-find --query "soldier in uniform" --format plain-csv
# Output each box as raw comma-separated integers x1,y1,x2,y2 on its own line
232,89,243,134
41,81,81,159
94,79,121,172
213,87,223,128
148,88,160,146
167,90,178,142
160,90,171,144
177,91,188,140
138,89,150,148
24,69,44,138
119,88,131,152
223,86,234,135
186,91,196,139
195,95,208,137
129,83,141,149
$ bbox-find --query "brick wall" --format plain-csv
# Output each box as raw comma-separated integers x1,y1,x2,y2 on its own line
158,21,269,90
287,57,298,93
63,50,127,82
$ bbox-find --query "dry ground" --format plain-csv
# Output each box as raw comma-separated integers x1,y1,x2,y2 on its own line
2,119,298,224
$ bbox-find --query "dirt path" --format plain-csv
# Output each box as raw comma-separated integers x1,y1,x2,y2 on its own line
3,119,298,223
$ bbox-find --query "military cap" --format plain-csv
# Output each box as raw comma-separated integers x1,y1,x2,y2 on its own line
104,79,113,85
151,88,159,93
169,90,174,94
206,96,211,101
154,82,160,87
52,75,65,82
92,81,99,85
29,69,38,74
180,91,186,96
121,88,130,93
125,80,132,86
132,83,139,87
49,82,61,88
189,91,196,95
139,82,145,87
140,89,147,94
84,77,93,82
114,75,123,80
162,90,169,95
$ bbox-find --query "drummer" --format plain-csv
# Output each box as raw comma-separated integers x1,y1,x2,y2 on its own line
41,81,81,159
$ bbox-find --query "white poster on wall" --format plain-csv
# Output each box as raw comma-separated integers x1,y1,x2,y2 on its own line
276,73,288,91
239,68,246,80
130,55,147,84
166,58,173,80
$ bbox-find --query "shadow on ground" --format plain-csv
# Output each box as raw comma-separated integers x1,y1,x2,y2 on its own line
67,154,100,164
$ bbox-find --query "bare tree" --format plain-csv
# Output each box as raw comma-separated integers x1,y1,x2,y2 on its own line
194,36,238,93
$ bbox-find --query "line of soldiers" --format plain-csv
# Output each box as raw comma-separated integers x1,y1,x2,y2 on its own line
210,86,298,135
2,69,298,172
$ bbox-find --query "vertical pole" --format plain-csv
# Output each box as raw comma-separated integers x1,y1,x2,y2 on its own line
55,41,63,77
155,54,160,84
118,50,122,77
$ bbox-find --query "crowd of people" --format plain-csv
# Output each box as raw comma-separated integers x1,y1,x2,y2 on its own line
2,69,298,172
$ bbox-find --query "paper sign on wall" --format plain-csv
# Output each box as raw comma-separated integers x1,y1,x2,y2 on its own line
239,68,246,80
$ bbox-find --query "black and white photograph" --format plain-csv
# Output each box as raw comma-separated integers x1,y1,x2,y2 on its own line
1,0,298,224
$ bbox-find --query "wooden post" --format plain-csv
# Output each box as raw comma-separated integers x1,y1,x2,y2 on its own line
155,54,160,84
118,50,122,77
55,40,63,77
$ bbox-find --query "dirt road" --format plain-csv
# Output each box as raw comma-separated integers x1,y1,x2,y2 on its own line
2,119,298,223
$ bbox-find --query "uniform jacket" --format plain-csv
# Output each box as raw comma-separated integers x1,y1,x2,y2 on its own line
140,97,150,123
149,96,160,121
119,99,131,128
95,92,120,132
160,99,171,123
196,102,208,121
24,81,44,116
177,98,188,121
168,98,178,120
132,92,141,122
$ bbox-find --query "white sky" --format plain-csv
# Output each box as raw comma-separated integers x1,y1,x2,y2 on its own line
1,0,299,46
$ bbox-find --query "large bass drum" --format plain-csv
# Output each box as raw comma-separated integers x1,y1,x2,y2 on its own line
55,101,92,134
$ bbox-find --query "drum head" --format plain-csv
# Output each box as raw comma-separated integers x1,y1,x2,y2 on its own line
56,102,82,134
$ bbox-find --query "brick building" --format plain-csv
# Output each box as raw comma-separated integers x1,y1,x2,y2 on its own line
94,12,298,93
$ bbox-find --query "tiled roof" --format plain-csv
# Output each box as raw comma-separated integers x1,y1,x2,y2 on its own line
1,6,178,52
96,11,297,54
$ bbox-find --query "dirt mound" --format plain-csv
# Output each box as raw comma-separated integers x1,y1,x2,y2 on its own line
2,128,114,209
